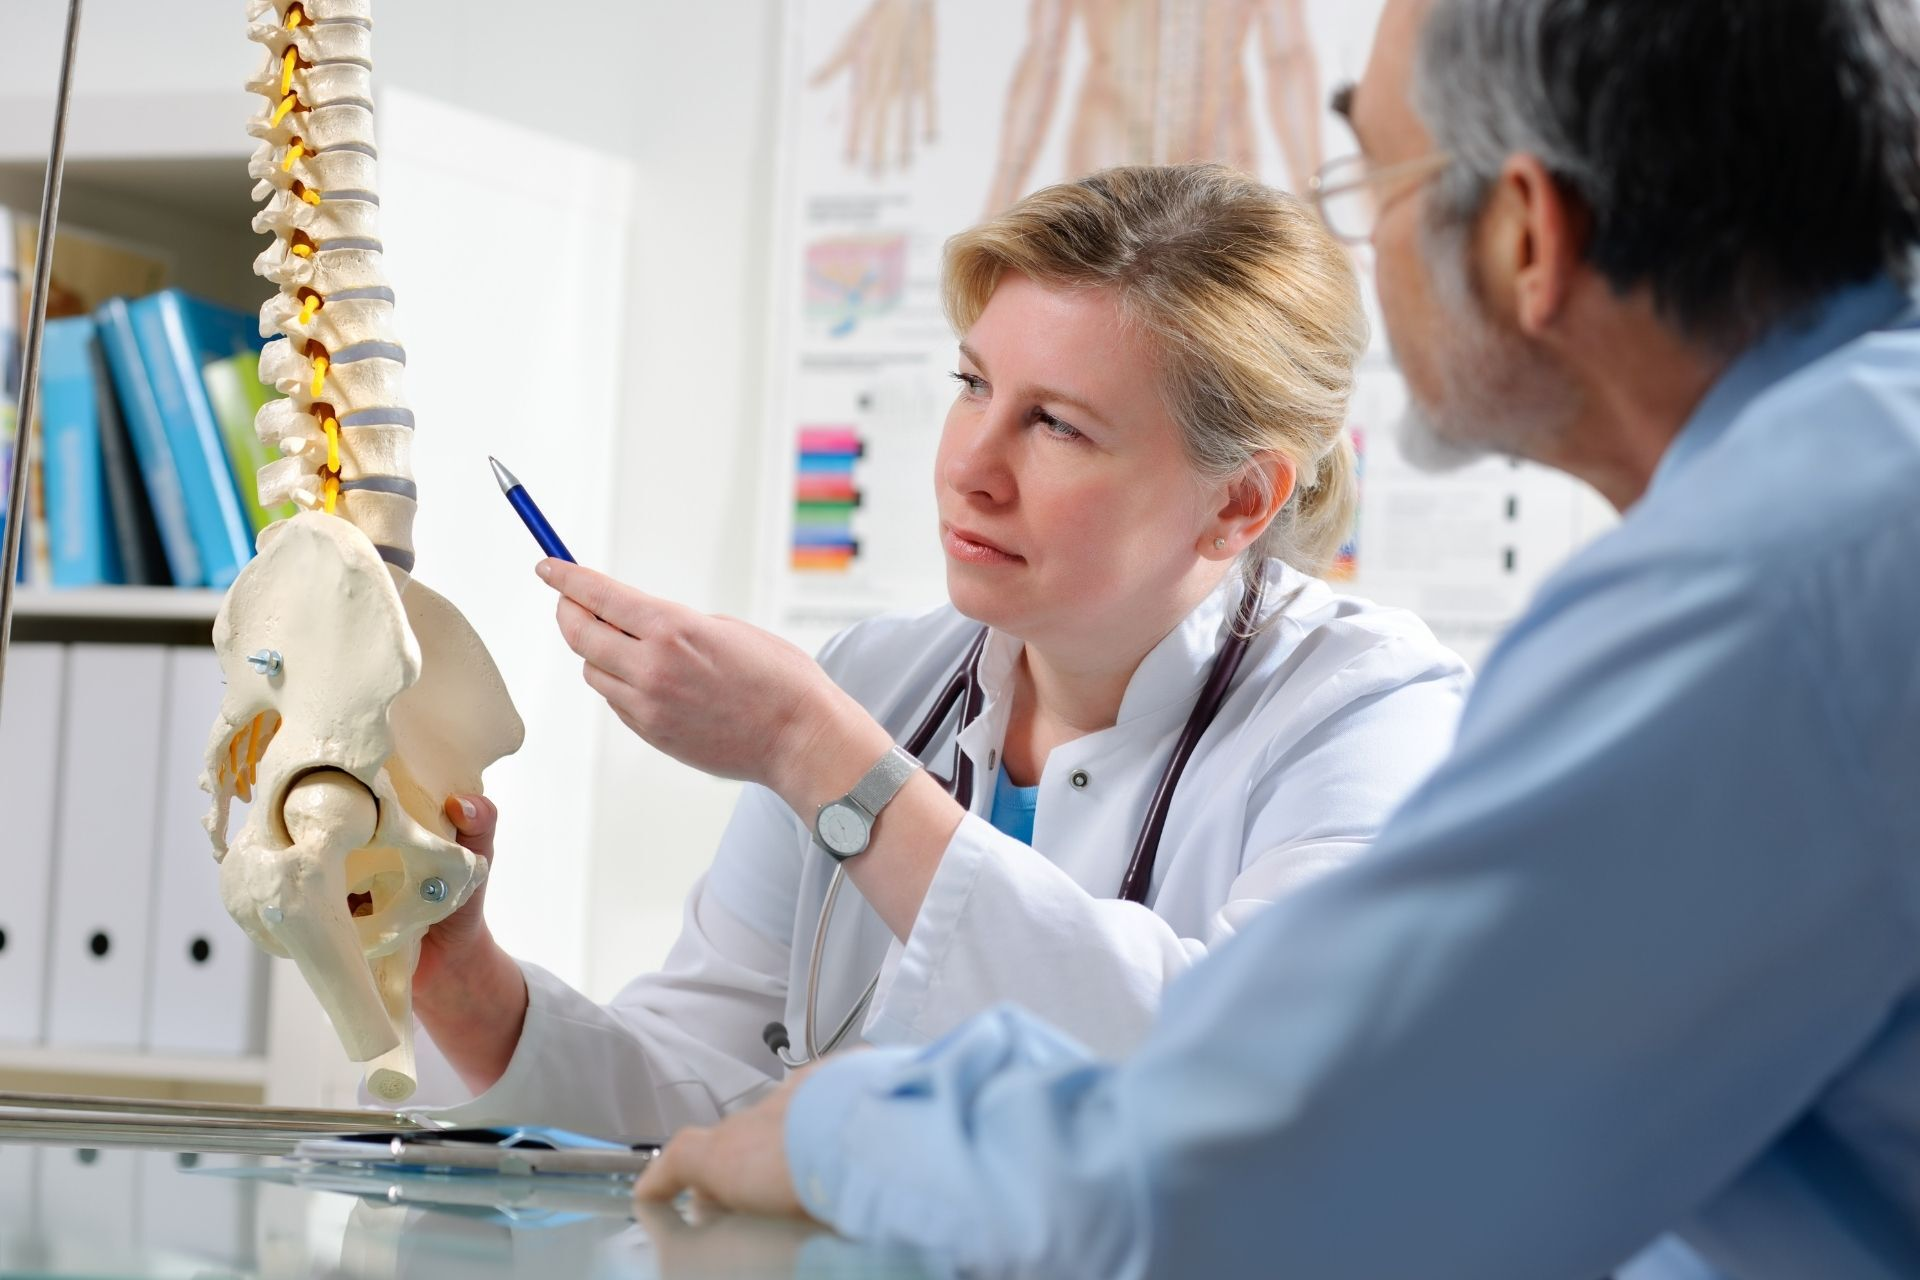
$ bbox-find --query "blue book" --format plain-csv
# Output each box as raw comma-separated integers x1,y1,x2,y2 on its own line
96,297,203,587
38,316,123,587
122,291,262,590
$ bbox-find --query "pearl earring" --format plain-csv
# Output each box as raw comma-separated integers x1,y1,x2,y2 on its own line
1213,538,1228,550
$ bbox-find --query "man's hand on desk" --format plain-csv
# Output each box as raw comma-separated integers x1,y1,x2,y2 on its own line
635,1067,819,1220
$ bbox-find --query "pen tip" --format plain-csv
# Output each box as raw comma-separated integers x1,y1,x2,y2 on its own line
489,456,518,492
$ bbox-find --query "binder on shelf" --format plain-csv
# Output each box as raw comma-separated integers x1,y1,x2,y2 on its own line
124,290,260,590
137,1151,255,1266
38,316,125,588
97,297,203,587
44,644,169,1051
0,1145,38,1246
0,643,66,1048
145,646,268,1058
39,1142,138,1249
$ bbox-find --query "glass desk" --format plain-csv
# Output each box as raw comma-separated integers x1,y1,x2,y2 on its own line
0,1136,941,1279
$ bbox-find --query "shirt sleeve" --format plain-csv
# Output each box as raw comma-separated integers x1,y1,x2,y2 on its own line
785,553,1912,1278
424,784,803,1139
864,634,1468,1058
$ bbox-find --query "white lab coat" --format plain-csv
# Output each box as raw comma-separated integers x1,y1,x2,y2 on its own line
432,561,1469,1139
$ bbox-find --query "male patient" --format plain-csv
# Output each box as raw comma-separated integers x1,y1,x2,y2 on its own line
639,1,1920,1276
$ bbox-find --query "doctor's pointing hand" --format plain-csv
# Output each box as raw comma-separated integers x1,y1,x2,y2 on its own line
412,165,1467,1145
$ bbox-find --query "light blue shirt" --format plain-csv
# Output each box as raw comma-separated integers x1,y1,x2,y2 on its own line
987,771,1040,846
783,276,1920,1279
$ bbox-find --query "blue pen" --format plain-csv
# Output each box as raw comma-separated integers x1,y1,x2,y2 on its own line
489,456,576,563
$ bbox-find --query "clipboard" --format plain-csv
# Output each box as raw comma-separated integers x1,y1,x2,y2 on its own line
294,1126,661,1178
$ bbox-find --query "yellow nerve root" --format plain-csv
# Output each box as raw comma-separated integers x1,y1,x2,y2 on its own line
310,354,329,398
282,47,297,95
282,141,305,172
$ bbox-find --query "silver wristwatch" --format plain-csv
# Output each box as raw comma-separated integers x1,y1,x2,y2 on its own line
813,745,923,861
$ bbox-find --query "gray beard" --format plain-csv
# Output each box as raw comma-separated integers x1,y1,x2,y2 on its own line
1396,396,1491,473
1393,218,1580,474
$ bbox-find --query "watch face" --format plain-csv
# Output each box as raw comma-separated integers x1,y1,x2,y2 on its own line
817,802,869,857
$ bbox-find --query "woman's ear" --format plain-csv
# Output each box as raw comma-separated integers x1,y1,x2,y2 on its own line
1202,453,1295,559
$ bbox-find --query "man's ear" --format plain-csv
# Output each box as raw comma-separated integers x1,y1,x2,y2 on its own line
1477,152,1587,336
1201,453,1296,559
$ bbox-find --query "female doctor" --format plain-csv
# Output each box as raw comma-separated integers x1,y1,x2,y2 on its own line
416,164,1468,1140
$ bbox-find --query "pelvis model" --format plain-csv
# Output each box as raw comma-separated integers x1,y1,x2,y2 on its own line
201,0,525,1104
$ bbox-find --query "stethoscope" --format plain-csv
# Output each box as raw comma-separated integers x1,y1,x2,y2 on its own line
764,578,1268,1068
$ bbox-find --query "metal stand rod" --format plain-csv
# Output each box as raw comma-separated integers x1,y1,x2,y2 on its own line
0,0,85,726
0,1090,426,1131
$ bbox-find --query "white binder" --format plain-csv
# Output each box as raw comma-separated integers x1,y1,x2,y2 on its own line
44,643,169,1050
0,1143,36,1243
0,643,65,1046
137,1150,255,1266
144,646,267,1056
39,1142,137,1249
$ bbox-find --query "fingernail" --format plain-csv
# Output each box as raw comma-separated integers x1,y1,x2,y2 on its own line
536,560,553,581
458,798,478,822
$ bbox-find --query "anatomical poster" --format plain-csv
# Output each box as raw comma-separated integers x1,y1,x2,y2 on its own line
761,0,1613,664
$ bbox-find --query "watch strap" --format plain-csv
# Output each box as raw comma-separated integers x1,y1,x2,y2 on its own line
847,745,923,815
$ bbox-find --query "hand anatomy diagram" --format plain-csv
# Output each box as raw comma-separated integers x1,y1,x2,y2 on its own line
810,0,1325,210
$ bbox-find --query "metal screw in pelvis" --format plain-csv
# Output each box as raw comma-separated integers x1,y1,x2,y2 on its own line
246,649,283,678
420,878,448,904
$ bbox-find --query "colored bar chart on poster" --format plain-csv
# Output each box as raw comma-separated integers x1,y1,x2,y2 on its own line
792,425,862,572
1329,426,1364,582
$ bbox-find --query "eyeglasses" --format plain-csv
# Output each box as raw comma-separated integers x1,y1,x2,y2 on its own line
1306,152,1453,244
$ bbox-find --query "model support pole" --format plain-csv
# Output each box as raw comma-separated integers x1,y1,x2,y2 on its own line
0,0,85,727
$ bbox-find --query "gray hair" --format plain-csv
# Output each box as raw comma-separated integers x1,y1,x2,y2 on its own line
1411,0,1920,348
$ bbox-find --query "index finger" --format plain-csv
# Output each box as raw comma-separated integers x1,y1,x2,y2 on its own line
537,559,663,637
634,1134,698,1202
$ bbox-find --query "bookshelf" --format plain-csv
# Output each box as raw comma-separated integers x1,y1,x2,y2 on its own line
12,587,223,644
1,83,634,1113
0,90,260,312
0,90,362,1110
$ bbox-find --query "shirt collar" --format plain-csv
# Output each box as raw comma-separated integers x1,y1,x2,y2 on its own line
958,563,1286,758
1651,273,1915,496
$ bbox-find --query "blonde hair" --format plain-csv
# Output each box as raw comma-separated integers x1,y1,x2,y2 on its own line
943,164,1369,580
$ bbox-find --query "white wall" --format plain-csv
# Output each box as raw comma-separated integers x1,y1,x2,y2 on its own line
1,1,786,997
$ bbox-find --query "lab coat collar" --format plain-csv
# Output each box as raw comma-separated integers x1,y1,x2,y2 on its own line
1651,273,1916,498
956,564,1286,764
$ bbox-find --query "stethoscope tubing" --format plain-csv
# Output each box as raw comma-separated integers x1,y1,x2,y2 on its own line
780,578,1270,1066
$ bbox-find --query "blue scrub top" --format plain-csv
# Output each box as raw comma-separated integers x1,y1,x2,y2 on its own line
987,770,1040,846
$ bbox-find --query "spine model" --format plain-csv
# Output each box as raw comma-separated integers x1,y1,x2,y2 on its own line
245,0,416,575
198,0,523,1105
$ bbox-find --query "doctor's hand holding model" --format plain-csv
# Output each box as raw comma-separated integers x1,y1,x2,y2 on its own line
410,164,1468,1140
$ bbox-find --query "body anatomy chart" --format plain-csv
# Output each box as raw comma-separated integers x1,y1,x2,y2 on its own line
761,0,1614,663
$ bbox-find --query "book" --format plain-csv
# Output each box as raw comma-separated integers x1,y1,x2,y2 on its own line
37,316,123,587
0,206,19,581
0,207,19,397
96,297,203,587
6,213,171,585
92,332,170,587
122,291,262,588
202,351,296,535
